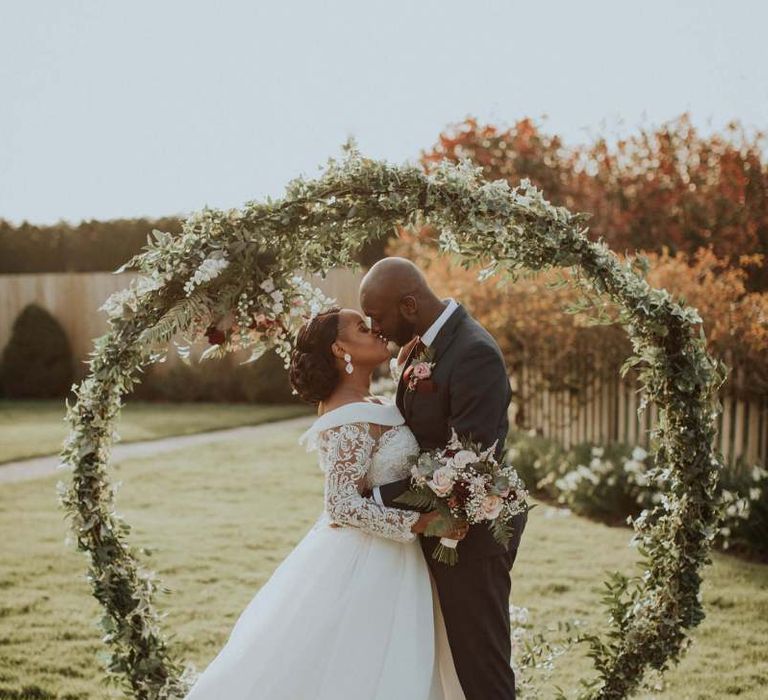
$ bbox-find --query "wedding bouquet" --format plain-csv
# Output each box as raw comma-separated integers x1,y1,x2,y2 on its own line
395,428,531,565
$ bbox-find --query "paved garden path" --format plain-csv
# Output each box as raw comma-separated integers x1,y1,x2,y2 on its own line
0,414,316,485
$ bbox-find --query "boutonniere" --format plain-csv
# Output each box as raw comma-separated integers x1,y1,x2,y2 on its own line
403,345,437,393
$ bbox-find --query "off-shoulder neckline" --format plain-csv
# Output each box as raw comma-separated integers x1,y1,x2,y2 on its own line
319,397,384,415
298,397,404,449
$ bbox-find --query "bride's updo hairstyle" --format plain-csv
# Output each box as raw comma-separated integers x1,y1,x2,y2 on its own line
289,306,343,404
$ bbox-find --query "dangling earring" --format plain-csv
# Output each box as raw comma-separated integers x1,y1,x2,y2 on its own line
344,353,354,374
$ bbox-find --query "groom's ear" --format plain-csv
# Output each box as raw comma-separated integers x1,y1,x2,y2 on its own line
399,294,418,318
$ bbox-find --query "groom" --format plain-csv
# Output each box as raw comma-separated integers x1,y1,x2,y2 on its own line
360,256,528,700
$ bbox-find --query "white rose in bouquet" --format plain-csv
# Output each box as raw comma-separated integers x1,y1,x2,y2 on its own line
428,467,457,497
450,450,479,470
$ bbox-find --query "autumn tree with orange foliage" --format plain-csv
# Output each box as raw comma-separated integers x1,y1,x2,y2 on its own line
420,114,768,291
644,247,767,398
398,114,767,418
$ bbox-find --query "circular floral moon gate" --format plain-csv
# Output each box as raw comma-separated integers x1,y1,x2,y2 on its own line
57,142,727,700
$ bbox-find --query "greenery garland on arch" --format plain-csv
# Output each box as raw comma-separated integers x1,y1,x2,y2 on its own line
56,140,728,699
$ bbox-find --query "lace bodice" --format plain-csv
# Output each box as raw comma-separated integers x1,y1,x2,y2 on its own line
299,400,421,543
365,423,421,487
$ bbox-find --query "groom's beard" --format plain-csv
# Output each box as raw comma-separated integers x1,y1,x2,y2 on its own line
394,319,417,347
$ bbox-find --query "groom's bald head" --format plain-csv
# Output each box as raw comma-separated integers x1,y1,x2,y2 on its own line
361,257,429,299
359,257,444,346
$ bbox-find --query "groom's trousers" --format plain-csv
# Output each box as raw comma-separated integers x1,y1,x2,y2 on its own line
428,510,527,700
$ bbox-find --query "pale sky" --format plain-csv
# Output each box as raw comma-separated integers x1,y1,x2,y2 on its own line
2,0,766,225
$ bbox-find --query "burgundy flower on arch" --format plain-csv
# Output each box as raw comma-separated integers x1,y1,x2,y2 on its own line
204,325,226,345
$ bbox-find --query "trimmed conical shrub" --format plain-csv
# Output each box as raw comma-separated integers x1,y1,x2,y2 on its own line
0,303,74,398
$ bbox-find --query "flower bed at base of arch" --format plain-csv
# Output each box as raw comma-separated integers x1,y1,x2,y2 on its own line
56,140,728,699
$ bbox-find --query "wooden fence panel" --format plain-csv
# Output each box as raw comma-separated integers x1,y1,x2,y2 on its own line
514,364,766,471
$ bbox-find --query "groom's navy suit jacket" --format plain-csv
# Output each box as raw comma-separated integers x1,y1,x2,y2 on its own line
381,301,528,699
379,301,526,561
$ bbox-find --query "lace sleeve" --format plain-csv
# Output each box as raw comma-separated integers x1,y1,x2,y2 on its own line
318,422,420,543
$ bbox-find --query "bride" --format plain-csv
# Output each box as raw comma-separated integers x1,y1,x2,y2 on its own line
183,306,468,700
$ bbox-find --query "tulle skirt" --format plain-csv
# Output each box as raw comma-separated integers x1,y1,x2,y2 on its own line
183,515,465,700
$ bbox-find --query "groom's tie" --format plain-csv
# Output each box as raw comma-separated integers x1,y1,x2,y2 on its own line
401,336,426,384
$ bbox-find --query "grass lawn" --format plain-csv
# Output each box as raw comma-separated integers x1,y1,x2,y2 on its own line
0,419,766,699
0,399,313,464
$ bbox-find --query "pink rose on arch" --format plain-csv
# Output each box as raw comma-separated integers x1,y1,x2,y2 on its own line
412,362,432,380
428,467,457,497
480,494,504,521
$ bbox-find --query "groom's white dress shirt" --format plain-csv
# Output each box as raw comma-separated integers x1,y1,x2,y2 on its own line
372,298,458,507
419,297,459,346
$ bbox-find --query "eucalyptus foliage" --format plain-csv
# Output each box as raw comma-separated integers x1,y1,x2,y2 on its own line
57,139,728,699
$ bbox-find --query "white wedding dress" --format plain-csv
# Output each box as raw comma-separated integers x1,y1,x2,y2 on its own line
183,398,466,700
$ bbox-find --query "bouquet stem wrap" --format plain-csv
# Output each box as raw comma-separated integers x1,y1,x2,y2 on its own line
434,536,460,566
